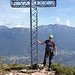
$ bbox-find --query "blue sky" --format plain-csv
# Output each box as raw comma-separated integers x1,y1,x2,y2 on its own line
0,0,75,28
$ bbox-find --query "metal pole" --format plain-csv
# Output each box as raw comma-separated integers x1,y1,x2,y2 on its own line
30,0,38,68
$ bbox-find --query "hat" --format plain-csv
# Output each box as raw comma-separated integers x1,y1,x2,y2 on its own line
49,35,53,39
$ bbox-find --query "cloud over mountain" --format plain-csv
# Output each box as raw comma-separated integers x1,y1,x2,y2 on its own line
66,20,70,26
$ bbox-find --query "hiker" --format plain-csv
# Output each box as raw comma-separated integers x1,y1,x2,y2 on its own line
37,35,57,71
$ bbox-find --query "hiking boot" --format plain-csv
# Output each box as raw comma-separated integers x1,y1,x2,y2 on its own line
46,68,52,71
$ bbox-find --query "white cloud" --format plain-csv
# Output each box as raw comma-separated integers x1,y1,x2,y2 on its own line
66,20,70,26
15,24,24,28
15,24,29,28
56,17,62,24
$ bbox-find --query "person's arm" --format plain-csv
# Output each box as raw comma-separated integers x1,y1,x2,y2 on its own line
53,46,57,56
37,40,45,45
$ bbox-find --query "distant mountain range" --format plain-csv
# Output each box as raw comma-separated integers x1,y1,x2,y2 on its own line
0,25,30,56
0,24,75,67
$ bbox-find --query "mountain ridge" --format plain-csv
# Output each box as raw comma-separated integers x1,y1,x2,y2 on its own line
0,24,75,56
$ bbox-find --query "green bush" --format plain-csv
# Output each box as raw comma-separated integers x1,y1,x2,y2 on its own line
0,63,26,71
52,63,75,75
0,56,4,65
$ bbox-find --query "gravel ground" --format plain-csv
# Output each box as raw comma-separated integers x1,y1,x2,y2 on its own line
5,68,55,75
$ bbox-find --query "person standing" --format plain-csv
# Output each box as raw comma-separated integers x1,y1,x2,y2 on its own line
37,35,57,71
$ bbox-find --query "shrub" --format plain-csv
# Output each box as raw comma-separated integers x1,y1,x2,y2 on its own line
52,63,75,75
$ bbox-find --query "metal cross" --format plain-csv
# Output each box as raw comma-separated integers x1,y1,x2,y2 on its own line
10,0,56,69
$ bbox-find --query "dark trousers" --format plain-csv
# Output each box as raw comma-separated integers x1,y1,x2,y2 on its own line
43,51,54,68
